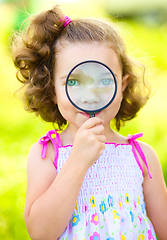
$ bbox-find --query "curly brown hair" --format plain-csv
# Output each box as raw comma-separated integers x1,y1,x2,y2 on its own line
12,6,150,130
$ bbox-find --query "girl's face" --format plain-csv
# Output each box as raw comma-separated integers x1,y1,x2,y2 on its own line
54,42,129,131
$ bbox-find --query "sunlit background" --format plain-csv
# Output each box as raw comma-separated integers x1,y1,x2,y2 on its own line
0,0,167,239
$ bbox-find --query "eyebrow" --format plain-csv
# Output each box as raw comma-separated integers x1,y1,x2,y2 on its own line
60,75,68,80
99,72,113,77
99,72,118,77
60,72,118,80
60,73,80,80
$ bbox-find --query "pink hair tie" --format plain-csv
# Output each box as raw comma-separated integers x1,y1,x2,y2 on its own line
60,15,71,27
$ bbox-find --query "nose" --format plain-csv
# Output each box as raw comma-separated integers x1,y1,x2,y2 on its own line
80,88,100,104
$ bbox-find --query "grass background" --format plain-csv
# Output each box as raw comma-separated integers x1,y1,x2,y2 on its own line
0,0,167,239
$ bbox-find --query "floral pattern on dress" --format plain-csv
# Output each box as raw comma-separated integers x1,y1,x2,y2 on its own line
90,232,100,240
141,204,145,214
82,203,89,214
62,194,156,239
108,195,114,207
137,196,140,205
75,201,78,210
138,233,145,240
99,201,107,214
90,196,96,207
138,215,142,224
148,230,155,240
130,211,134,222
120,216,126,226
118,198,124,210
91,213,99,225
125,193,130,204
72,215,80,227
112,210,120,220
121,234,126,240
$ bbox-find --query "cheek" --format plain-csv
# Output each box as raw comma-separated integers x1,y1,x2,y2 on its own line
113,85,122,103
55,88,73,115
107,89,122,115
112,97,122,112
57,92,68,109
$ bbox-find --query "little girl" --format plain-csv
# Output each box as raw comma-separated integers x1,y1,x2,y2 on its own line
12,6,167,240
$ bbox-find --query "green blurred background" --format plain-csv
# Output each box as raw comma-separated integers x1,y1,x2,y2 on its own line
0,0,167,239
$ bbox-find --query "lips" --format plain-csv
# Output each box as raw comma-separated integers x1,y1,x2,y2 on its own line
79,112,90,117
79,111,102,117
95,111,101,116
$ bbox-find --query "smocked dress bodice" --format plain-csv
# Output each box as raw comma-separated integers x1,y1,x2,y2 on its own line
39,131,156,240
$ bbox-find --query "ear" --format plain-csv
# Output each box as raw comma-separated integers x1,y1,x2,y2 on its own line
122,74,130,92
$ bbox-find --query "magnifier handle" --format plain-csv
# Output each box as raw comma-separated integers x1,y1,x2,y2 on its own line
89,114,95,118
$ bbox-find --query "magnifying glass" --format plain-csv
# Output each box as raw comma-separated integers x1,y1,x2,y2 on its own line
65,60,117,117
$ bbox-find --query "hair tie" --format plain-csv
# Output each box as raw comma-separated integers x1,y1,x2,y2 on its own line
60,15,71,27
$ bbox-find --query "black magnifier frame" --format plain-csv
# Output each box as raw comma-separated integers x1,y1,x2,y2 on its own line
65,60,117,117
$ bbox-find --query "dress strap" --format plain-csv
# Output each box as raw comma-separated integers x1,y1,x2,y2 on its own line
38,130,62,169
128,133,152,179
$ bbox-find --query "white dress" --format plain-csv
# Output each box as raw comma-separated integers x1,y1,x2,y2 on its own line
39,130,156,240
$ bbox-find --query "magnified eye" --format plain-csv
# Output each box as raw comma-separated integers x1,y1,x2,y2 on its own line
67,80,79,86
101,78,114,85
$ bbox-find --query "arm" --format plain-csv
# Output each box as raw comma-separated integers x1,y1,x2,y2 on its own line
141,142,167,240
24,117,106,240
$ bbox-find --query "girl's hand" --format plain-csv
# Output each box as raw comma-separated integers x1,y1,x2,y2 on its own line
69,117,106,169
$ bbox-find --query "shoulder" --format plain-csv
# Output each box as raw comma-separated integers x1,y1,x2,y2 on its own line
28,140,55,164
137,141,160,169
27,137,57,181
137,140,157,159
28,141,42,157
136,140,161,178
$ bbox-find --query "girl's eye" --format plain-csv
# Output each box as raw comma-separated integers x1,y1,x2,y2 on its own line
101,78,113,85
67,80,79,86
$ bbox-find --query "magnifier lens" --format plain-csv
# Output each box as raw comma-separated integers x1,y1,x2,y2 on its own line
65,61,117,116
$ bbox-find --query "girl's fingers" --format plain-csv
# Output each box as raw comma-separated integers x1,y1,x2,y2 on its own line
91,124,104,135
82,117,104,129
97,135,106,143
